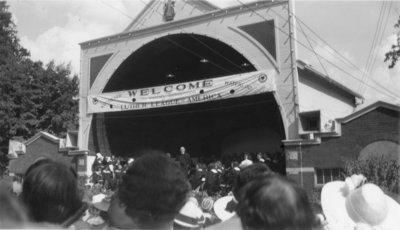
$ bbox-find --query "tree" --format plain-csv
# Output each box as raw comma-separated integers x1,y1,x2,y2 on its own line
385,16,400,68
342,155,400,193
0,1,79,149
0,1,29,64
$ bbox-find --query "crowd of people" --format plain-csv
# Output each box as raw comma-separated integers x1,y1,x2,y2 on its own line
0,149,399,230
88,146,285,196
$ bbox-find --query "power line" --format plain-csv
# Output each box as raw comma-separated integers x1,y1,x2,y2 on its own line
100,0,134,20
360,0,394,95
106,0,399,100
292,14,399,99
358,1,387,93
293,17,364,78
268,3,399,99
272,4,399,99
298,21,329,77
234,0,399,100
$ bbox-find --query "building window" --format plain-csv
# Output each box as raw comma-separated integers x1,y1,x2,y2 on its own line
315,168,342,185
300,111,320,132
307,118,319,130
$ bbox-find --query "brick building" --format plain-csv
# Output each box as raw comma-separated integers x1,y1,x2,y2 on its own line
284,101,400,191
8,131,83,176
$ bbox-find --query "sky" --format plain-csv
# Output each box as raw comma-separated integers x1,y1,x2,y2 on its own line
6,0,400,104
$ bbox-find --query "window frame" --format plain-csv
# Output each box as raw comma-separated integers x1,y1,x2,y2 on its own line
314,168,342,186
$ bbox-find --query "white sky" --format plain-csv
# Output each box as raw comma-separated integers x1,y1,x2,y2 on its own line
6,0,400,103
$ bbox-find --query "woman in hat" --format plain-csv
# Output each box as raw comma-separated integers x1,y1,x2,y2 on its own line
321,174,400,230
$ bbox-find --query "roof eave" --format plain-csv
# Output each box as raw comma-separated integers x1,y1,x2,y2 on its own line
80,0,287,48
297,60,363,100
337,101,400,123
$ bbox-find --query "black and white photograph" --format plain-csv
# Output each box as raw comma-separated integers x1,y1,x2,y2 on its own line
0,0,399,229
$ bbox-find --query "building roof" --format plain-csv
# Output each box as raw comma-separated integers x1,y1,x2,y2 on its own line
8,150,72,175
80,0,285,49
337,100,400,124
24,131,59,146
123,0,219,32
8,131,67,175
297,60,363,100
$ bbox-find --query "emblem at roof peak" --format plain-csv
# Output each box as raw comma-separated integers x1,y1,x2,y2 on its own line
163,0,176,22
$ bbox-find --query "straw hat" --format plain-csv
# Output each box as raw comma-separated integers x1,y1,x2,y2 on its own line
213,195,236,221
174,199,205,228
321,175,400,230
201,197,214,212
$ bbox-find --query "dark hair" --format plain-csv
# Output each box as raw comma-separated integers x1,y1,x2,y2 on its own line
22,159,83,225
233,163,272,198
237,175,316,230
118,154,190,225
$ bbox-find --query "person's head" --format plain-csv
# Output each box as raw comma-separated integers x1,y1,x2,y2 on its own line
208,162,217,171
233,163,272,199
180,146,186,155
108,153,190,229
237,175,316,230
96,153,104,161
243,152,250,160
231,161,239,168
106,156,112,163
12,175,23,195
21,158,83,225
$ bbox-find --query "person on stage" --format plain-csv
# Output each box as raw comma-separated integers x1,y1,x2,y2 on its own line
177,146,191,172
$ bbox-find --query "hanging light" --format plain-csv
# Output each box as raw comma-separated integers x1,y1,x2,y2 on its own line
200,58,209,63
166,73,175,78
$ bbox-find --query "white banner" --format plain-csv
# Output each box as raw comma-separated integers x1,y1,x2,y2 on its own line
87,70,275,113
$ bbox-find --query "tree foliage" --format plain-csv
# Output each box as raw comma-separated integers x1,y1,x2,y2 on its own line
342,154,400,193
385,16,400,68
0,1,79,148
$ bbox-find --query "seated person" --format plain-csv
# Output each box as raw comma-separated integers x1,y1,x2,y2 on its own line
21,158,87,228
107,153,191,229
204,163,220,196
239,153,253,169
190,163,206,190
206,163,272,230
237,175,317,230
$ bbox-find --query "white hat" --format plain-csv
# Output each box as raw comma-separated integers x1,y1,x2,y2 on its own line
92,193,110,212
321,175,400,230
174,199,205,228
213,195,236,222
